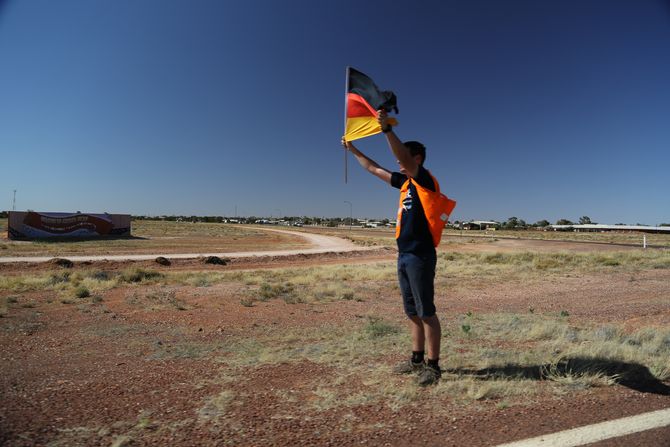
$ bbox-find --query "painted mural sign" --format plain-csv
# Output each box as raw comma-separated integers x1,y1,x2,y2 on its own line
7,212,131,240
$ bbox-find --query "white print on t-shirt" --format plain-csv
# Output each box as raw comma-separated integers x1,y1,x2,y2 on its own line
402,188,413,211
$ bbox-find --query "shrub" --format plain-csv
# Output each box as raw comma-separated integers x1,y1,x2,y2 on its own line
593,326,619,341
596,256,620,267
48,272,71,285
89,270,110,281
75,286,91,298
534,258,561,270
155,256,171,266
203,256,228,265
483,253,506,264
120,268,163,283
50,258,73,268
258,282,295,301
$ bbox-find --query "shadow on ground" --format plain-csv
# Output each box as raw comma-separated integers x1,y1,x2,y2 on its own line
446,357,670,395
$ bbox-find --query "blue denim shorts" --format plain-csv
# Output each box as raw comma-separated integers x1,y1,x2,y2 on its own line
397,251,437,318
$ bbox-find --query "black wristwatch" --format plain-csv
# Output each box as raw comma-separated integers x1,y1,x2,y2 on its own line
382,124,392,133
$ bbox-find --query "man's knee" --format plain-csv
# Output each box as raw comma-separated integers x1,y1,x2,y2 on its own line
420,314,440,325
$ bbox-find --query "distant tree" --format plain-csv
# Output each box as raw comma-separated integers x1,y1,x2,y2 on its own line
502,217,527,229
579,216,592,225
660,223,670,227
556,219,573,225
503,217,519,229
534,219,551,227
0,211,8,218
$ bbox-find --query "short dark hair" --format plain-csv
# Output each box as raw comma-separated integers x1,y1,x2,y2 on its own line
403,141,426,165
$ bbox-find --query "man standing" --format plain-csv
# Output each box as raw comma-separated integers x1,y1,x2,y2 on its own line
341,110,443,386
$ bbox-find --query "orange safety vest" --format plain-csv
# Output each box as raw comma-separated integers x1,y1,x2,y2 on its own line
395,171,457,247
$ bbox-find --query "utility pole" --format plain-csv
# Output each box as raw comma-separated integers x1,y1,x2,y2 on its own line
12,189,16,211
344,201,352,231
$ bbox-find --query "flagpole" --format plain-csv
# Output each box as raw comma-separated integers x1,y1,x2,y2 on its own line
343,66,350,184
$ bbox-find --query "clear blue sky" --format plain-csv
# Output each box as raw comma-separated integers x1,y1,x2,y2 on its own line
1,0,669,224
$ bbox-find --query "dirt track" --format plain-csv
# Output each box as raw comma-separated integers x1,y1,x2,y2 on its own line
0,228,365,264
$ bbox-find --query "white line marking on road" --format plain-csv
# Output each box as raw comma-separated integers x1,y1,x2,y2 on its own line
494,407,670,447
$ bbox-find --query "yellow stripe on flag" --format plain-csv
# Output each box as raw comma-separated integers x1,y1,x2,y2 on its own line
344,117,398,142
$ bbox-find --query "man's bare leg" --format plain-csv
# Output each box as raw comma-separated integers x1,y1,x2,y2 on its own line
409,315,425,352
422,315,441,361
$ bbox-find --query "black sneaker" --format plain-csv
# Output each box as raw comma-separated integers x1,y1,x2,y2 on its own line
417,363,441,386
392,359,424,375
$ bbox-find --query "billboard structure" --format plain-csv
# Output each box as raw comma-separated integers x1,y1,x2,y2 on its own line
7,211,131,240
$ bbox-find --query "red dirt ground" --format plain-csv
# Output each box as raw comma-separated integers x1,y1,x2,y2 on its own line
1,241,669,446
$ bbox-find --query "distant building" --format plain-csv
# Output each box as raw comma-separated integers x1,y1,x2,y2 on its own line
550,224,670,234
461,220,501,230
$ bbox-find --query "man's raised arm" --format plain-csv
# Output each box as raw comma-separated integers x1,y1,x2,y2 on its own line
341,138,392,184
378,110,419,178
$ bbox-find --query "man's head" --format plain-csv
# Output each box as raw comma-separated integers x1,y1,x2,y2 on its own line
404,141,426,166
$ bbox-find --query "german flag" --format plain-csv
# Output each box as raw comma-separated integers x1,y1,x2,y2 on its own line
343,67,398,142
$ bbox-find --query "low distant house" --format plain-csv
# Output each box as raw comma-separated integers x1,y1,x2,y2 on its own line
462,220,501,230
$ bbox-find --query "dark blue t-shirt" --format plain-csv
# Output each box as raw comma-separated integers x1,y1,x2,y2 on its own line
391,166,436,255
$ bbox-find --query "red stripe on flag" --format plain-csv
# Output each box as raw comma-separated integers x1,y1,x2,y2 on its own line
347,93,378,118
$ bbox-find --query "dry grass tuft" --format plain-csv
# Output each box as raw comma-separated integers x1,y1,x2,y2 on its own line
198,390,235,421
119,268,163,284
126,288,188,311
